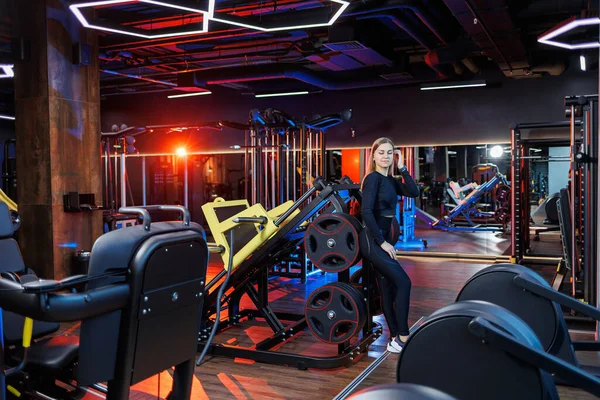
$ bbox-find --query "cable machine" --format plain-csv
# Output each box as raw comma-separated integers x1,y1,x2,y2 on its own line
241,108,352,282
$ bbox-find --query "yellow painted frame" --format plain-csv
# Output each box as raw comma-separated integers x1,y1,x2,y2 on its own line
202,198,300,271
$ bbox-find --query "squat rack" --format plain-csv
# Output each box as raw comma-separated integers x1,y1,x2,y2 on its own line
564,95,598,309
509,120,579,265
510,95,598,308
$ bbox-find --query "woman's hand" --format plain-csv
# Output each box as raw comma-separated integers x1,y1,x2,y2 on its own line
380,241,396,259
394,149,404,170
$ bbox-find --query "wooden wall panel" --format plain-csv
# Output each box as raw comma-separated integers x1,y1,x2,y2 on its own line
13,0,102,279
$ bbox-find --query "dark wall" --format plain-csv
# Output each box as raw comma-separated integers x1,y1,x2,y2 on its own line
101,66,598,152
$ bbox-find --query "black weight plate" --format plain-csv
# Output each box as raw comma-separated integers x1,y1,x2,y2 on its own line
305,282,367,344
305,213,362,272
329,281,367,329
494,207,510,224
350,267,383,316
495,185,510,203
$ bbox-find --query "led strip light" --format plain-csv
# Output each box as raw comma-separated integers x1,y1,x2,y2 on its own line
210,0,349,32
0,64,14,79
538,16,600,50
69,0,211,38
70,0,350,37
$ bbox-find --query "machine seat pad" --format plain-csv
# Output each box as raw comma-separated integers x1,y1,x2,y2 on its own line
27,335,79,370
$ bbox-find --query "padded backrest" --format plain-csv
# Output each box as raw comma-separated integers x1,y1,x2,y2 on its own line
0,202,22,274
0,202,14,239
86,221,206,289
77,220,207,387
0,239,25,273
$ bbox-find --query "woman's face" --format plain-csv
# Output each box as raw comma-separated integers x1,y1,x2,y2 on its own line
374,142,394,170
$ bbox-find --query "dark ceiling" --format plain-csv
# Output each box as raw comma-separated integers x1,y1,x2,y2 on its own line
0,0,598,112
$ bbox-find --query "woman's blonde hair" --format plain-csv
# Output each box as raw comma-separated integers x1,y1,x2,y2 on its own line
360,137,395,190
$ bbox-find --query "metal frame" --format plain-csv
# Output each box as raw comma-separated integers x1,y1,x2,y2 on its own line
243,110,330,282
432,171,508,233
198,181,383,370
511,99,598,311
510,120,582,264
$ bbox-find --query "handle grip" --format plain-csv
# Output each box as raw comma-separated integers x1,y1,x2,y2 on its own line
233,216,268,225
118,207,151,231
140,205,191,226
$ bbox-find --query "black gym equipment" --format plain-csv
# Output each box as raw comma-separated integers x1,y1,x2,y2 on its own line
304,213,362,273
544,193,560,224
0,202,209,399
198,178,382,370
396,300,600,399
510,120,580,263
348,383,457,400
350,267,383,316
239,107,351,281
510,96,598,293
305,282,367,344
456,263,600,379
565,95,598,308
554,187,578,296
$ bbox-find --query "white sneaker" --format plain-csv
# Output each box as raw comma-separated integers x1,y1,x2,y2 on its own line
387,337,404,353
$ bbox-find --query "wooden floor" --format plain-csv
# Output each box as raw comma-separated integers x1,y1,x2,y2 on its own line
410,224,564,258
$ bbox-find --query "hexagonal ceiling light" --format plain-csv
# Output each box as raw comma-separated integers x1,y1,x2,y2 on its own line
210,0,350,32
538,16,600,50
0,64,14,79
69,0,212,39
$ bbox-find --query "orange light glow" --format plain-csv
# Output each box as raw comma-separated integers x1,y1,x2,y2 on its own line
176,147,187,157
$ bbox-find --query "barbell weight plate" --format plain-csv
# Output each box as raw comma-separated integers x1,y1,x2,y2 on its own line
494,207,510,224
304,213,362,273
350,267,383,316
495,185,510,203
305,282,367,344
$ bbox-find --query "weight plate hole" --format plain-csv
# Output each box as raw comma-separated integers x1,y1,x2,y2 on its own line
333,322,352,339
318,220,340,231
310,290,331,308
346,232,355,251
323,255,344,266
308,235,318,253
340,294,353,313
310,317,324,334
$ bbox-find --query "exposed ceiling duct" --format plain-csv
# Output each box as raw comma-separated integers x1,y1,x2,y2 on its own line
179,63,438,91
441,0,535,78
306,42,394,71
1,0,586,101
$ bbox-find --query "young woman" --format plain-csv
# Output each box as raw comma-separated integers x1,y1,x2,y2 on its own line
360,137,419,353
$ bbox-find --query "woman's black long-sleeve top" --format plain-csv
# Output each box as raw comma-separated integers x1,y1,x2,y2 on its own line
361,169,420,246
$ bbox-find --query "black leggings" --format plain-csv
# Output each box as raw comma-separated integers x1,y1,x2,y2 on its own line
361,221,412,337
